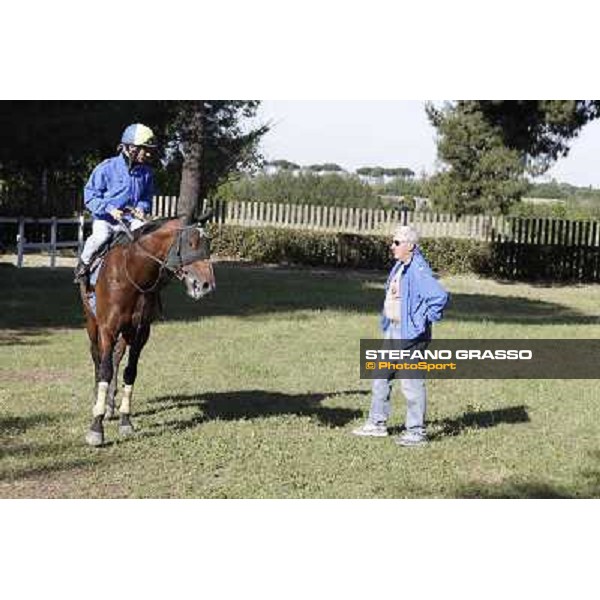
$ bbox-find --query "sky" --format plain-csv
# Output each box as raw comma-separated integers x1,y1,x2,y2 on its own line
255,101,600,188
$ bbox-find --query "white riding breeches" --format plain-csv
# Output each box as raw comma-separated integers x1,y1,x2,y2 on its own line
80,218,145,264
130,218,145,231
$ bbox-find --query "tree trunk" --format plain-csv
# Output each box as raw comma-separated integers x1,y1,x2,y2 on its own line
177,102,205,222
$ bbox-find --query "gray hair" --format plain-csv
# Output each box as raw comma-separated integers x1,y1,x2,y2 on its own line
393,225,420,245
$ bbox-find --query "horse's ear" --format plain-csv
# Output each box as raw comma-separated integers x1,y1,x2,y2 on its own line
197,209,213,226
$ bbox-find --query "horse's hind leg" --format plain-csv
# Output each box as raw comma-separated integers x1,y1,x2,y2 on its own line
86,326,118,447
106,336,127,420
118,323,151,436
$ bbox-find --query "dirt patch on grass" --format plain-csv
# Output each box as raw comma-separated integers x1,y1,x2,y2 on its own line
0,465,89,498
0,455,132,498
0,469,133,498
469,466,509,486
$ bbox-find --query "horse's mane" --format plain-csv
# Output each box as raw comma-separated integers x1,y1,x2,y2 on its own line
110,217,181,248
133,217,178,240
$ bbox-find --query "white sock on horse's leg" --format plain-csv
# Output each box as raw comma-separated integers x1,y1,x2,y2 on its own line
93,382,109,417
120,384,133,414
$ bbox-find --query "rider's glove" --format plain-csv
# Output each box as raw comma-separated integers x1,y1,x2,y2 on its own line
109,208,124,220
132,207,146,220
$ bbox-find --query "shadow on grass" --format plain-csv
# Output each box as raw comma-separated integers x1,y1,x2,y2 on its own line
385,405,530,439
455,441,600,499
431,405,530,439
445,293,599,325
137,389,367,436
456,464,600,498
0,413,59,437
456,481,574,499
0,263,597,344
0,330,53,346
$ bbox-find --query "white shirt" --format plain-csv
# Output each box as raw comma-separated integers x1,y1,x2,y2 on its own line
383,268,402,322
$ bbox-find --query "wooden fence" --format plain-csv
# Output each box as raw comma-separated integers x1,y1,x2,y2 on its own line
0,215,89,267
152,196,600,245
2,197,600,280
152,196,505,239
149,197,600,281
490,216,600,281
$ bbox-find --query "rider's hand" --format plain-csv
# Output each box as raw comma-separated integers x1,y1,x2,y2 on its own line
110,208,124,220
132,208,146,221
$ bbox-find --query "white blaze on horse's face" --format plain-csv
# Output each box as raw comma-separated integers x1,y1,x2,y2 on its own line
183,261,215,300
181,226,215,300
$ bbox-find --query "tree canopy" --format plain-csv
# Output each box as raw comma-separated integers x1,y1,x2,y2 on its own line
0,100,268,218
356,166,415,178
266,160,301,170
214,171,383,208
162,101,267,219
426,100,600,214
0,101,166,173
307,163,344,172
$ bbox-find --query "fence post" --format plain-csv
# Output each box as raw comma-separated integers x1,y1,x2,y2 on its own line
17,217,25,267
78,214,85,257
50,216,57,268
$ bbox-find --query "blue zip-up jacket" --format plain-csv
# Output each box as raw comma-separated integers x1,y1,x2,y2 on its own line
83,154,154,224
380,247,449,340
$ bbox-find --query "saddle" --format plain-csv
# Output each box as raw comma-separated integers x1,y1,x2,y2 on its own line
87,219,169,279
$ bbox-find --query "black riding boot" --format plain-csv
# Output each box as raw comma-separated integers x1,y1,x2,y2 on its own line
74,260,89,285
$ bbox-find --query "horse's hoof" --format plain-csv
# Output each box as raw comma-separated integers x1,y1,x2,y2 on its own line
85,430,104,447
119,424,135,437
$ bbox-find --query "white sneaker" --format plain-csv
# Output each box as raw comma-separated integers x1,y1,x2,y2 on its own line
352,421,388,437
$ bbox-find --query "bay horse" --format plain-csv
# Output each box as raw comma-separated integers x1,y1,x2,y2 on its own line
78,214,215,446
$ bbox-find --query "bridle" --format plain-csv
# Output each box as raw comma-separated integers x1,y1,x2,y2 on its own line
123,222,211,294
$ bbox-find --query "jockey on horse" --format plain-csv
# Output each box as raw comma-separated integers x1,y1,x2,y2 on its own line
75,123,216,447
74,123,157,284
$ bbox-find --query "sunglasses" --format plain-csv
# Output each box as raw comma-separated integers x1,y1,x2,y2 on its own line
392,240,403,246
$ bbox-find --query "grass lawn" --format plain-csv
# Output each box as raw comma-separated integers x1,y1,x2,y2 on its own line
1,259,600,498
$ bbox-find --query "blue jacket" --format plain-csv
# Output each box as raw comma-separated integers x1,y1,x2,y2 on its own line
380,248,449,340
83,154,154,224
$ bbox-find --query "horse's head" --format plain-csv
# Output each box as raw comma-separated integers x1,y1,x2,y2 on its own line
176,212,216,300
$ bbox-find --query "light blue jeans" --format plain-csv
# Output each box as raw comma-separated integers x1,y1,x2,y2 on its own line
368,323,428,437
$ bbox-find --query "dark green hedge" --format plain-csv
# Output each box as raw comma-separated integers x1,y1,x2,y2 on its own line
206,224,492,275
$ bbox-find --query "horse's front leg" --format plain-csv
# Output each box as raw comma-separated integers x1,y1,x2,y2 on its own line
85,315,101,406
118,323,151,437
106,336,127,420
86,327,118,447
